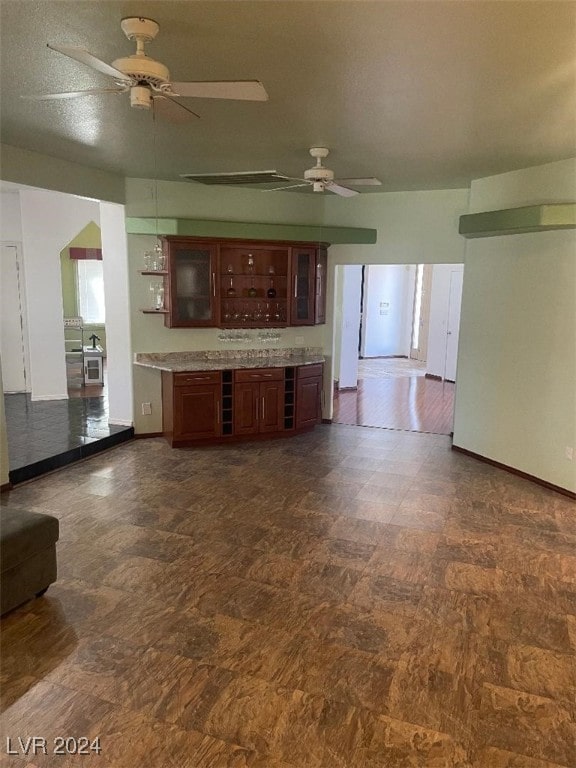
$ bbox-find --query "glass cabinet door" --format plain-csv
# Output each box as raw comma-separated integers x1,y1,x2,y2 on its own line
166,240,216,327
290,247,316,325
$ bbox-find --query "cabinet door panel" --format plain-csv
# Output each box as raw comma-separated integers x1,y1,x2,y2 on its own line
290,248,315,325
315,248,327,325
259,381,284,433
296,377,322,428
165,239,217,327
174,384,220,439
234,382,258,435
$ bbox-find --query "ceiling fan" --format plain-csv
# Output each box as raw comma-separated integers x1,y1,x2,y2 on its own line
23,16,268,119
182,147,382,196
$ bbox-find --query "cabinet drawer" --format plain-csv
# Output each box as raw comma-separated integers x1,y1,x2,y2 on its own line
297,363,323,380
173,371,221,386
235,368,284,383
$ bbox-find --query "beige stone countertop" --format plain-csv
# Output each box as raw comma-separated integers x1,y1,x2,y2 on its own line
134,348,325,372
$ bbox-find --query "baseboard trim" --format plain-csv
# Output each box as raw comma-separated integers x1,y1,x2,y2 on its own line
31,393,69,401
108,419,134,427
337,386,358,392
321,418,333,424
425,373,442,381
134,432,164,439
1,482,13,493
451,444,576,500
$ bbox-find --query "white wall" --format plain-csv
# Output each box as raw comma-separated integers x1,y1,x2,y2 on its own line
100,202,133,426
19,189,101,400
361,265,414,358
337,266,363,388
426,264,464,378
453,159,576,492
0,190,23,240
0,357,10,486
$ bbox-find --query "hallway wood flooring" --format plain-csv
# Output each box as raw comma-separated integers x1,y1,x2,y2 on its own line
1,426,575,767
333,373,455,435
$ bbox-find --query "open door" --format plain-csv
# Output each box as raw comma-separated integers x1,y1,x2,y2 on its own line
444,268,464,382
1,244,30,393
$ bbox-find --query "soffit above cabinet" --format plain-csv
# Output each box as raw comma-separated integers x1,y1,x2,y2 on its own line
125,217,377,245
459,203,576,239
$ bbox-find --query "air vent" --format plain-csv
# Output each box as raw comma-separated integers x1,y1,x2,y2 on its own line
180,171,291,186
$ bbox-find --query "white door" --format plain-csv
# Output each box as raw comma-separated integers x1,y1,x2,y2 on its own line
1,243,30,392
444,268,464,382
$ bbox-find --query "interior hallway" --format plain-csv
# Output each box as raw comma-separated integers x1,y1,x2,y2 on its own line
1,425,574,767
333,358,455,435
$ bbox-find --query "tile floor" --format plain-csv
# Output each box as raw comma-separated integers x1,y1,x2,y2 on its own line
3,393,133,484
1,425,575,767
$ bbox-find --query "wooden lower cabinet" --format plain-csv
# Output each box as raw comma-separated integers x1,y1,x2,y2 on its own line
163,364,322,446
234,368,284,435
296,364,323,429
162,371,221,444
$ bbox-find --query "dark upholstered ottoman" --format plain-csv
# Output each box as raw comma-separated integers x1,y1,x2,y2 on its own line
1,508,59,615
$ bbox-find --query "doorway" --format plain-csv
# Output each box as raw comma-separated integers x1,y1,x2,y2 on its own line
332,263,463,435
1,187,134,485
1,243,30,394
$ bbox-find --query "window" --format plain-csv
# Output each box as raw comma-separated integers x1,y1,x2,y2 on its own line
76,260,105,324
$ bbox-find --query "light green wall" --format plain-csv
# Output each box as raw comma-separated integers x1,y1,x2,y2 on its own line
453,160,576,492
324,189,470,265
1,144,125,203
125,177,326,223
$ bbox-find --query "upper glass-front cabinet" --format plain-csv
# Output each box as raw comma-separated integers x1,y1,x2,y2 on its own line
164,238,217,327
290,247,316,325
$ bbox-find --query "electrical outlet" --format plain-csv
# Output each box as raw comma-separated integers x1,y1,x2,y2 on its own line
295,336,304,345
141,402,152,416
565,446,574,461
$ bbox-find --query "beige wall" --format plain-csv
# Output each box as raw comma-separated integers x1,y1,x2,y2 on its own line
453,159,576,492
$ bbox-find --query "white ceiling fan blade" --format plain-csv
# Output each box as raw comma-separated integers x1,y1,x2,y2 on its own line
22,87,126,101
153,94,200,120
47,44,134,83
334,177,382,186
326,182,359,198
170,80,268,101
264,182,310,192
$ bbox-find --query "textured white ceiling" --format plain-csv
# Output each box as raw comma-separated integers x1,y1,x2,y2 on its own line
1,1,575,192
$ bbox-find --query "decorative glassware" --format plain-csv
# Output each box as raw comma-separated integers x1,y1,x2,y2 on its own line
247,254,254,274
227,277,236,297
267,278,276,299
155,283,165,310
248,279,257,298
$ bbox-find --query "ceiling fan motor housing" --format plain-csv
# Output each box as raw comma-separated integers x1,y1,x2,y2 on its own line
112,55,170,87
304,166,334,182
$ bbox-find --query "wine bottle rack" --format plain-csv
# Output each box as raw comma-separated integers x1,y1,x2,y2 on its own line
221,370,234,435
284,367,295,430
